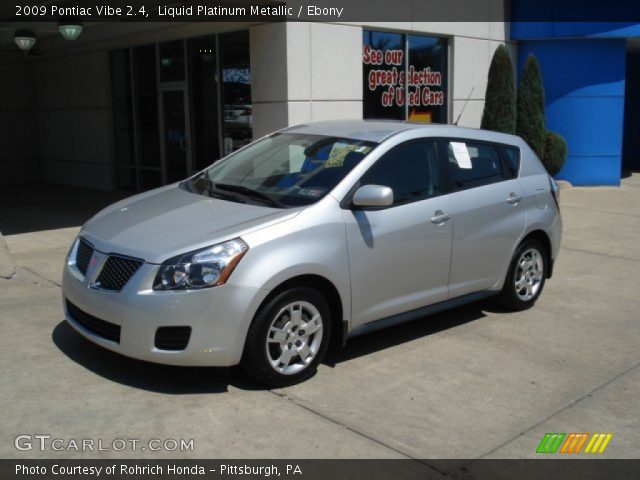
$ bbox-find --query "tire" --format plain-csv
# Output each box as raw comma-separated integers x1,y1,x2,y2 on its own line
241,287,332,387
498,239,547,311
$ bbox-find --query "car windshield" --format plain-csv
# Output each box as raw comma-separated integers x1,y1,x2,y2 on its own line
188,133,377,208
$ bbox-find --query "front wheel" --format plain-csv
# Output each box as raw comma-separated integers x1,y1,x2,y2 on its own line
498,239,547,311
241,287,331,387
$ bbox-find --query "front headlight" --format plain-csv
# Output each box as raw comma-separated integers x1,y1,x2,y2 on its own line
153,238,248,290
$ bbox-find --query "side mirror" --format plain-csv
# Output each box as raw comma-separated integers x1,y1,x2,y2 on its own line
352,185,394,208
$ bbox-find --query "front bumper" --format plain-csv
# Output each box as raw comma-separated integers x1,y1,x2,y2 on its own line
61,257,269,367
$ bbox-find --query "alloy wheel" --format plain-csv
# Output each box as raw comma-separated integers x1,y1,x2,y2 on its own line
265,301,323,375
514,247,544,301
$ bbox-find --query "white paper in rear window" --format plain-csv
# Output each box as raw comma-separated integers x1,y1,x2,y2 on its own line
450,142,472,169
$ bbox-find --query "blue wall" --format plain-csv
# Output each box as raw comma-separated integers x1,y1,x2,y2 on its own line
517,39,627,185
511,1,640,185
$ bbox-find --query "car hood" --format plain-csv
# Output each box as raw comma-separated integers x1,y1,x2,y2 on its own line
81,183,300,264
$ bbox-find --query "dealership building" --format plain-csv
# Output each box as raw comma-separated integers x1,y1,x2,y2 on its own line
1,0,639,192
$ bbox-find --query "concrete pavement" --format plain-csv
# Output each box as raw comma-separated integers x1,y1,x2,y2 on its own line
1,178,639,466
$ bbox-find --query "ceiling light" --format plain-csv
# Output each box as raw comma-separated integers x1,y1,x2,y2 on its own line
58,22,83,41
14,31,36,51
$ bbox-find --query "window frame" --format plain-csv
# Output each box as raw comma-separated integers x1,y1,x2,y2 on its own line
437,138,515,192
342,138,447,210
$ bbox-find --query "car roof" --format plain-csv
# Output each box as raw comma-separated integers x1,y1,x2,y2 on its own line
280,120,524,146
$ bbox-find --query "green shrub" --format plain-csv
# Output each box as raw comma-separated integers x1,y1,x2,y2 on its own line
481,45,516,134
517,55,546,160
542,131,567,176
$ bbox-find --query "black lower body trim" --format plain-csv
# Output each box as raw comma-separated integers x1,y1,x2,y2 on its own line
65,299,121,344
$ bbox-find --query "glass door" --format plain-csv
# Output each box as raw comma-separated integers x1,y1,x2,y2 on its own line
110,33,251,192
160,87,191,184
111,44,163,191
188,35,222,172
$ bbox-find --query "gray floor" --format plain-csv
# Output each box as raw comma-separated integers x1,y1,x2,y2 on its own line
1,178,639,466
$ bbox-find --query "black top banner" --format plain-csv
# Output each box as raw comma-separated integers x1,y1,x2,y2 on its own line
3,0,640,22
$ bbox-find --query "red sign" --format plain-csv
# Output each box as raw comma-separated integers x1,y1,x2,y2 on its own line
363,44,445,110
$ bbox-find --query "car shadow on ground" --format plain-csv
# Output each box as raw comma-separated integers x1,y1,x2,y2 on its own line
52,299,500,393
324,300,494,366
51,321,258,394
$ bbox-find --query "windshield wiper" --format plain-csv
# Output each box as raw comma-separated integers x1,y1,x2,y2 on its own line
201,180,247,204
214,183,284,208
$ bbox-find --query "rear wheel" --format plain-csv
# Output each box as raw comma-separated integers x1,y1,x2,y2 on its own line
498,239,546,311
241,287,331,387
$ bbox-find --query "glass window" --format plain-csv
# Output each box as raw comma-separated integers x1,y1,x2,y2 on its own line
133,45,160,167
159,40,185,82
362,30,405,120
111,46,161,191
501,146,521,178
220,31,252,153
162,90,188,184
110,31,251,193
407,35,448,124
363,30,448,123
359,141,440,205
110,49,134,168
193,133,376,208
446,141,504,190
188,35,221,171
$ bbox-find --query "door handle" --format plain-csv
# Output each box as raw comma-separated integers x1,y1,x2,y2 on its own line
507,193,523,205
430,210,450,224
180,136,188,151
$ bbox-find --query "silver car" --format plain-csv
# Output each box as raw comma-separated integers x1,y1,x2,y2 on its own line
62,120,562,386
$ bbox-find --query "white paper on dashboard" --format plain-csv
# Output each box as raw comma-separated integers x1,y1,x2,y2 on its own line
450,142,472,169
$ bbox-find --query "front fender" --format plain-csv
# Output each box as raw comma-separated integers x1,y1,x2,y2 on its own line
229,199,352,322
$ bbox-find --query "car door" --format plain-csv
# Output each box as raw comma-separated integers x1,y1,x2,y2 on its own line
442,139,526,298
343,140,453,330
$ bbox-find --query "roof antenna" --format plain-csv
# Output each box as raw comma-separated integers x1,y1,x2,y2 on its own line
453,86,475,126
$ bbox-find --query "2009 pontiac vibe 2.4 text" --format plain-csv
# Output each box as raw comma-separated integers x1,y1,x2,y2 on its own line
62,120,562,386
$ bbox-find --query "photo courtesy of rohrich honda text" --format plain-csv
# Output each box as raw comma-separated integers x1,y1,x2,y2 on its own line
1,1,639,479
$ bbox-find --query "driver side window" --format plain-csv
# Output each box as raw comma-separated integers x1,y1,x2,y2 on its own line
359,140,440,206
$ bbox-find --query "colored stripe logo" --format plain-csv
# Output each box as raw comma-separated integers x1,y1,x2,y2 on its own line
560,433,589,453
537,433,565,453
537,433,612,454
584,433,613,453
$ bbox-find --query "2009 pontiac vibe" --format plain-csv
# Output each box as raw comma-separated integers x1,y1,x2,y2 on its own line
62,120,562,386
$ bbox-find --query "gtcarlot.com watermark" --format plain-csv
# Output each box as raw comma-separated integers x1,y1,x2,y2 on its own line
15,434,194,453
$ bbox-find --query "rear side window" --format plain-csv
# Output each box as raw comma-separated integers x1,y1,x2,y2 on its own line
501,146,521,178
359,141,440,205
445,141,504,190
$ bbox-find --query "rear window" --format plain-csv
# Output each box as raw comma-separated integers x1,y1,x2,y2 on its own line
445,141,504,190
501,146,521,178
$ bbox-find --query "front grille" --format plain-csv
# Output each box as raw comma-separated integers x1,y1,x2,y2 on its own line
155,327,192,351
75,239,93,276
95,256,143,291
66,299,121,344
